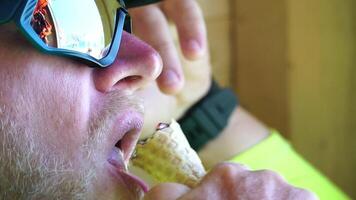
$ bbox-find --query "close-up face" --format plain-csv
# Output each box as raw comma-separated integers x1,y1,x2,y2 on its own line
0,21,162,199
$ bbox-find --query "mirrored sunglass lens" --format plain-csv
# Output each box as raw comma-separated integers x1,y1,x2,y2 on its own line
30,0,121,59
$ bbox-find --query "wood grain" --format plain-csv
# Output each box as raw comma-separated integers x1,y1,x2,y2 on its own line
231,0,356,198
197,0,233,87
288,0,356,197
199,0,356,197
231,0,290,136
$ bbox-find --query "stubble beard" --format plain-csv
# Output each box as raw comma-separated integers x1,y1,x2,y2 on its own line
0,91,144,200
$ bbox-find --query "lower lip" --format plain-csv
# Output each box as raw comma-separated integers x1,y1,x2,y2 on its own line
118,169,149,193
108,111,148,193
107,160,149,193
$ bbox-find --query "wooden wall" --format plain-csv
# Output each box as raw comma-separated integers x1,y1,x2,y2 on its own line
198,0,356,198
288,0,356,197
232,0,290,135
196,0,232,87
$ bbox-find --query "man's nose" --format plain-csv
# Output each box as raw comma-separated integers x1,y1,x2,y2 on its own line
93,32,162,93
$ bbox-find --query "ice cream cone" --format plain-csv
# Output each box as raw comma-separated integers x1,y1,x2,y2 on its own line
130,120,206,188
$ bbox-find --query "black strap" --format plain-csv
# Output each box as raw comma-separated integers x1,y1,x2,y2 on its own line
124,0,162,8
178,80,238,151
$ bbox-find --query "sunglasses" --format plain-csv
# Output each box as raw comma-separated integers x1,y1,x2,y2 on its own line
0,0,161,68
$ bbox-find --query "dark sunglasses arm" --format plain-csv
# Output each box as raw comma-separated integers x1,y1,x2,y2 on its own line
124,0,162,9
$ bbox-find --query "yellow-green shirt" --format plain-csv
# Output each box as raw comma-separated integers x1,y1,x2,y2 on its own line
229,131,350,200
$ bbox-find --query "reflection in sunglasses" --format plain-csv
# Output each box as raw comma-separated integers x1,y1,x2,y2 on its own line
30,0,117,59
31,0,53,45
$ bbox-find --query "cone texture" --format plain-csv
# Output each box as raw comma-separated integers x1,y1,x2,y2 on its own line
131,120,206,188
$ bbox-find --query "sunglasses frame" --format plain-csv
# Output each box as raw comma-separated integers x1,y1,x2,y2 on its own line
0,0,131,68
124,0,162,8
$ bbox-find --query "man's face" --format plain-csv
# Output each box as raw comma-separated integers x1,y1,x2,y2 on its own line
0,24,162,199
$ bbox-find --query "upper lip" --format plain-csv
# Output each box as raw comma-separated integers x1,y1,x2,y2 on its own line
107,110,143,167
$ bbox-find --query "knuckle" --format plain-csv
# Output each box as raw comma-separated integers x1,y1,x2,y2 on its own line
214,162,236,171
213,162,247,177
295,189,319,200
254,169,284,181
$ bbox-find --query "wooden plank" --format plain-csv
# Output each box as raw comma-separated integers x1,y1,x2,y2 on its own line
288,0,356,197
231,0,355,197
232,0,289,136
206,17,232,87
196,0,232,87
197,0,230,19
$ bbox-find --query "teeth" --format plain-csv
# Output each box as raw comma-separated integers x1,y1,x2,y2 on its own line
118,149,129,171
110,147,128,171
119,151,129,171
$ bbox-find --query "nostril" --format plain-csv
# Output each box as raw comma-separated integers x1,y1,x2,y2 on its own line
122,75,141,83
115,75,144,89
92,32,163,93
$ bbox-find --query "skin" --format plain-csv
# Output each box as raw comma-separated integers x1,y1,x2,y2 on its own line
144,163,319,200
137,18,270,168
129,0,207,94
0,24,162,199
137,2,318,199
138,34,318,200
0,2,317,199
132,2,270,166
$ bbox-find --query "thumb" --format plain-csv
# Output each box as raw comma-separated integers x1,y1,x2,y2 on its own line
144,183,190,200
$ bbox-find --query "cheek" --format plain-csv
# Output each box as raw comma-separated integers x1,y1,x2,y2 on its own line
0,56,93,158
39,76,91,148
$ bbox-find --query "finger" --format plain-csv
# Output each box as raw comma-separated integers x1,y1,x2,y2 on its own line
211,162,251,174
129,6,185,94
162,0,207,60
176,163,251,199
200,162,251,184
144,183,190,200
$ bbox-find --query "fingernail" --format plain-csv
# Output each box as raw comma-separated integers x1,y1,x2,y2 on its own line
163,69,180,86
187,40,202,52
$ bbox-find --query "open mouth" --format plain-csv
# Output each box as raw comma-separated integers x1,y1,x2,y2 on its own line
106,113,149,193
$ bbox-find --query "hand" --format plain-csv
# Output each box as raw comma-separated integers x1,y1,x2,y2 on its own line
144,163,319,200
133,0,268,166
137,32,211,138
128,0,207,94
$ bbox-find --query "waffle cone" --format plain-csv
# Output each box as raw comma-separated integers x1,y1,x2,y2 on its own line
130,120,206,188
